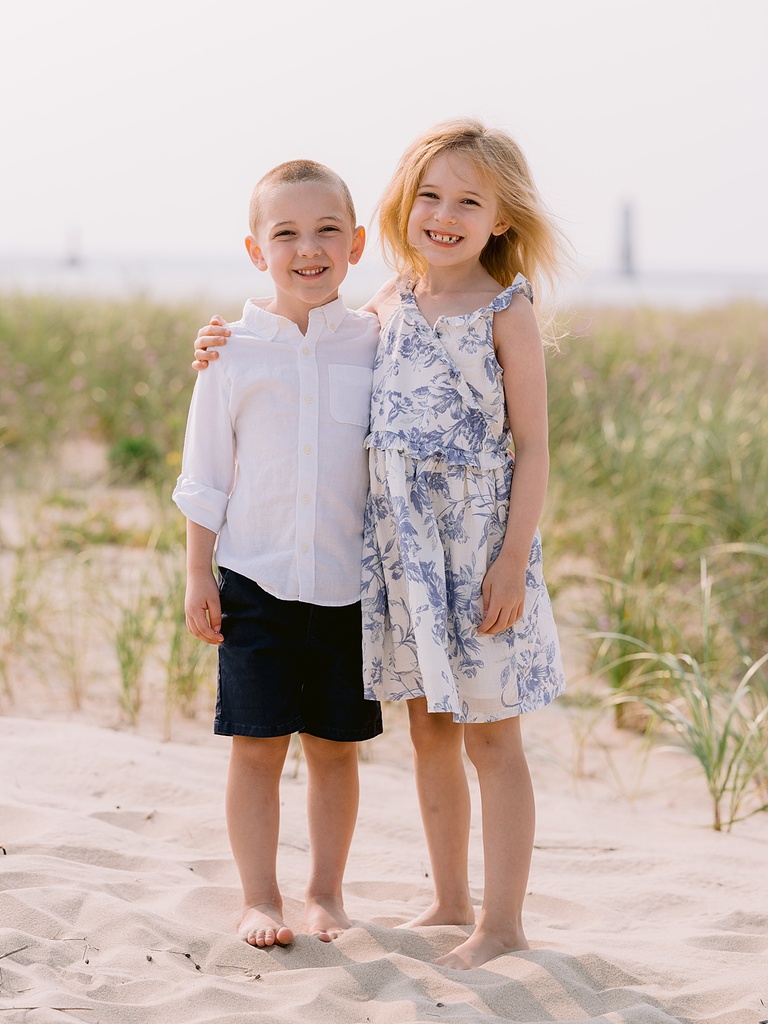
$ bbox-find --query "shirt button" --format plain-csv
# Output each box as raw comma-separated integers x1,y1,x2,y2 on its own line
301,543,309,553
301,346,310,356
328,323,335,330
303,445,313,454
304,395,314,404
302,494,311,504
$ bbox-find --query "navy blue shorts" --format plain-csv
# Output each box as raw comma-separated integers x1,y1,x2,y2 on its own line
214,567,382,742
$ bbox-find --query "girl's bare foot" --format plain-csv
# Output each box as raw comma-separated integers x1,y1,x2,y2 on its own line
434,924,529,969
239,903,294,948
305,894,352,942
400,900,475,929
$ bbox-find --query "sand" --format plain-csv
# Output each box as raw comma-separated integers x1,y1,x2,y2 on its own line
1,696,766,1024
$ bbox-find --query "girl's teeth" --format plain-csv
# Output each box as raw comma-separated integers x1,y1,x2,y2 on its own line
429,231,460,243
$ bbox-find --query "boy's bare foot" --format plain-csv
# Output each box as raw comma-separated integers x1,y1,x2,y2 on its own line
305,894,352,942
399,900,475,929
434,925,529,970
239,904,294,948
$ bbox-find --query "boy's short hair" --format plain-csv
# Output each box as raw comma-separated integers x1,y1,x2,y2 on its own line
249,160,357,236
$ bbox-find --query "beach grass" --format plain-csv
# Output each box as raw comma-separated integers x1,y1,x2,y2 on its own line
1,293,766,823
0,293,208,484
589,558,768,830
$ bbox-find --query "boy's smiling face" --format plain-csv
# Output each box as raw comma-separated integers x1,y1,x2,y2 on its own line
246,181,365,327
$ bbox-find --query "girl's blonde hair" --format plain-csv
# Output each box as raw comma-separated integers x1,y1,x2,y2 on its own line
378,118,566,293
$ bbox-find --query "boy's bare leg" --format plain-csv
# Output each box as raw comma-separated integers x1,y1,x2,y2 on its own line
226,734,295,947
403,699,474,928
300,734,359,941
435,716,533,969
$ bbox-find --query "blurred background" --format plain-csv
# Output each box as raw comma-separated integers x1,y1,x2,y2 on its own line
1,0,766,827
2,0,767,308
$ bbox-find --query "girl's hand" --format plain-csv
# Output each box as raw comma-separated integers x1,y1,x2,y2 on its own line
184,571,224,644
192,315,230,370
477,555,526,634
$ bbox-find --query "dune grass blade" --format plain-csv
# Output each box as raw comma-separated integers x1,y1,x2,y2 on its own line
592,560,768,829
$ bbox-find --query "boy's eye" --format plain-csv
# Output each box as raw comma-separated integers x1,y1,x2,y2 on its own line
319,225,340,233
273,229,295,238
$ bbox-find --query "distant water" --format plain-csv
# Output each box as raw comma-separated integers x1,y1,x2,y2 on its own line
562,269,768,309
1,253,767,311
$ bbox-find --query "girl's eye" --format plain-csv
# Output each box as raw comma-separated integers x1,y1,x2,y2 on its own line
418,191,439,200
461,198,480,206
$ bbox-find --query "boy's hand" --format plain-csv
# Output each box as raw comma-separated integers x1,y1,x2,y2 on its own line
185,571,224,644
192,315,231,370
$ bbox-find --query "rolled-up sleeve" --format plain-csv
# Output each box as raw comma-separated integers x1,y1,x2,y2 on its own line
172,363,235,534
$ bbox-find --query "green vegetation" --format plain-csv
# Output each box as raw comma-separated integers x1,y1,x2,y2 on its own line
590,559,768,830
0,294,766,824
0,293,209,474
541,302,768,827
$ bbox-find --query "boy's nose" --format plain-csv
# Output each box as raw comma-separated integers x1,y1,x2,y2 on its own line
298,236,322,256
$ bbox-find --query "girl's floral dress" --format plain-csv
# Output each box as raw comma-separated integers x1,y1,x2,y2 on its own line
361,274,566,723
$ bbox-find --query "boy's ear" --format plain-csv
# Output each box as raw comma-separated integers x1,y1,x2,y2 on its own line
348,226,365,266
245,235,268,271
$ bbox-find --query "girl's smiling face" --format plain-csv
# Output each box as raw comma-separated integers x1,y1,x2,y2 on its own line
407,153,509,270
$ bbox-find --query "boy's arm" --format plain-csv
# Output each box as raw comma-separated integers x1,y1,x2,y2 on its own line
173,351,233,645
185,520,224,644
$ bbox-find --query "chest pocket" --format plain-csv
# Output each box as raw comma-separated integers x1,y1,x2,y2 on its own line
328,363,373,427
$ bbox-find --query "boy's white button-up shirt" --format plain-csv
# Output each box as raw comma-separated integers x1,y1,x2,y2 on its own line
173,296,380,606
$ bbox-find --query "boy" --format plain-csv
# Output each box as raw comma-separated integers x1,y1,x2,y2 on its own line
173,160,382,949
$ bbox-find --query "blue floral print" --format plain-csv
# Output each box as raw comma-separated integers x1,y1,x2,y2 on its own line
361,274,566,723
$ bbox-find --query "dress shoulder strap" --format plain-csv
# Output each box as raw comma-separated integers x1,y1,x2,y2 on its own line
488,273,534,313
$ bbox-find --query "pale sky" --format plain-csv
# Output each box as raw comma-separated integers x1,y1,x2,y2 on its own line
3,0,767,280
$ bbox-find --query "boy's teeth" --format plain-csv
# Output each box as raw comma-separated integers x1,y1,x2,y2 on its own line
429,231,460,243
297,268,325,276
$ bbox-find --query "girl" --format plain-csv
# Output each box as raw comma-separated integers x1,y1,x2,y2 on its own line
193,118,568,969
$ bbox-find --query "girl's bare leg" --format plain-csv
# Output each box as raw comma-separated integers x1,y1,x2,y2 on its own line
300,734,360,941
226,734,295,947
403,698,474,927
436,716,533,968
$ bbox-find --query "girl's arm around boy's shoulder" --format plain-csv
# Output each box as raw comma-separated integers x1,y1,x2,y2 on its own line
193,315,230,369
191,305,257,369
359,276,399,325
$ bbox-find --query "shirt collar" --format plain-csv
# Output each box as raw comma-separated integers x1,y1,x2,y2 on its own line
240,295,348,338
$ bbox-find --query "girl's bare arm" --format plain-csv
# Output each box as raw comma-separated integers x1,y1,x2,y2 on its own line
360,277,399,322
190,281,394,371
192,316,230,370
478,295,550,635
